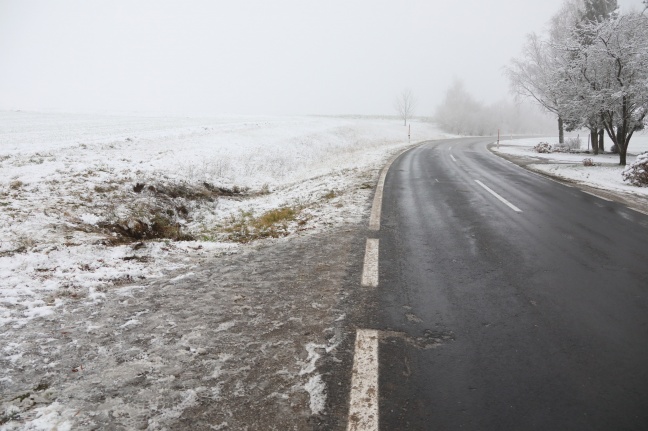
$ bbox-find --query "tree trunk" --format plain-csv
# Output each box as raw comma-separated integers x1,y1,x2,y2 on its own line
591,129,599,155
598,129,605,152
558,117,564,144
619,149,627,166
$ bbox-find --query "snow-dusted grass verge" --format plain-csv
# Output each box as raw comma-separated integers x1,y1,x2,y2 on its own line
493,134,648,197
0,111,447,329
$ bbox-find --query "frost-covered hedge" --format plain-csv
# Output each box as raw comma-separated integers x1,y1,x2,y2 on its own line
623,153,648,186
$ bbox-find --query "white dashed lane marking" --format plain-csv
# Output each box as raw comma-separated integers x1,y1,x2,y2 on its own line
347,329,380,431
361,239,379,287
475,179,522,213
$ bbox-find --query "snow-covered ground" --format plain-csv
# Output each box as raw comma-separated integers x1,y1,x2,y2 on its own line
492,134,648,197
1,112,456,429
0,111,448,331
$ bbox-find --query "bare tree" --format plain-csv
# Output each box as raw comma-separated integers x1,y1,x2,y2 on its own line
394,89,416,126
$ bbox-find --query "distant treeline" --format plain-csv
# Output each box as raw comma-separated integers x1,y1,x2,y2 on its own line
433,80,556,136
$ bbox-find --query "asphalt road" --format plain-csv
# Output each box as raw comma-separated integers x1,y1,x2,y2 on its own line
375,137,648,430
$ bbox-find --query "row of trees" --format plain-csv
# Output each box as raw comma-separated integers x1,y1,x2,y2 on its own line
506,0,648,165
433,79,556,136
393,84,556,136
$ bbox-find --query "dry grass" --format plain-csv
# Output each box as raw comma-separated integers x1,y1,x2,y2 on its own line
323,190,337,199
99,213,194,243
222,206,302,243
79,180,254,243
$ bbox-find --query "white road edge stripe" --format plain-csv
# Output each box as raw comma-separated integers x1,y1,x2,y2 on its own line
487,146,574,188
361,239,379,287
369,143,429,230
369,153,400,231
582,191,612,202
347,329,380,431
474,180,522,212
629,207,648,216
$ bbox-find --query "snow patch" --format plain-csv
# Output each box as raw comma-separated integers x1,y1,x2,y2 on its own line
1,402,76,431
79,213,102,225
304,374,327,415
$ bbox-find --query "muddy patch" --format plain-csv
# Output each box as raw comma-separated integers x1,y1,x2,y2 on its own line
0,226,365,430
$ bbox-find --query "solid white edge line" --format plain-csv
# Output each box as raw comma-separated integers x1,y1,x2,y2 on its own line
582,191,612,202
347,329,380,431
629,207,648,217
368,184,384,231
368,153,396,231
361,239,379,287
474,180,522,213
369,143,427,231
486,145,574,188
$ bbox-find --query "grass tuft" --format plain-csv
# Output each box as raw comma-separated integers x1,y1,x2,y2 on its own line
222,206,302,243
323,190,336,199
254,207,297,227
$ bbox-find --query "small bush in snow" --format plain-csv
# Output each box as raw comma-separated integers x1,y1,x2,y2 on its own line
534,142,552,153
582,158,595,167
610,144,619,154
567,137,581,150
553,137,581,153
622,153,648,187
555,137,581,152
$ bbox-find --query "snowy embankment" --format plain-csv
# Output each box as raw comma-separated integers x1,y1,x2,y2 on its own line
0,111,447,329
492,134,648,197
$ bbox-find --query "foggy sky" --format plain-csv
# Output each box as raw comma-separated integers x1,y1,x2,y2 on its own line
0,0,644,116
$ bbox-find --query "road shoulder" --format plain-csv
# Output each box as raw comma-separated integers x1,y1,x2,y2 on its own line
488,142,648,215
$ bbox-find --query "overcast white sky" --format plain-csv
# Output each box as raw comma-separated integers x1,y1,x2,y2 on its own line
0,0,644,116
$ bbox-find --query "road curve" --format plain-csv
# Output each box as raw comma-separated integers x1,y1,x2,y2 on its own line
374,137,648,430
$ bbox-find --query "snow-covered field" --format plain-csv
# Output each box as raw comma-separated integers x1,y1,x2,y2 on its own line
492,134,648,197
0,111,447,329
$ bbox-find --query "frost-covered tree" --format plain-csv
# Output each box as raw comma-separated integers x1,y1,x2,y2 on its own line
506,35,568,143
580,0,619,151
506,0,583,144
583,0,618,23
561,12,648,165
433,79,554,136
434,79,492,135
394,89,416,126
